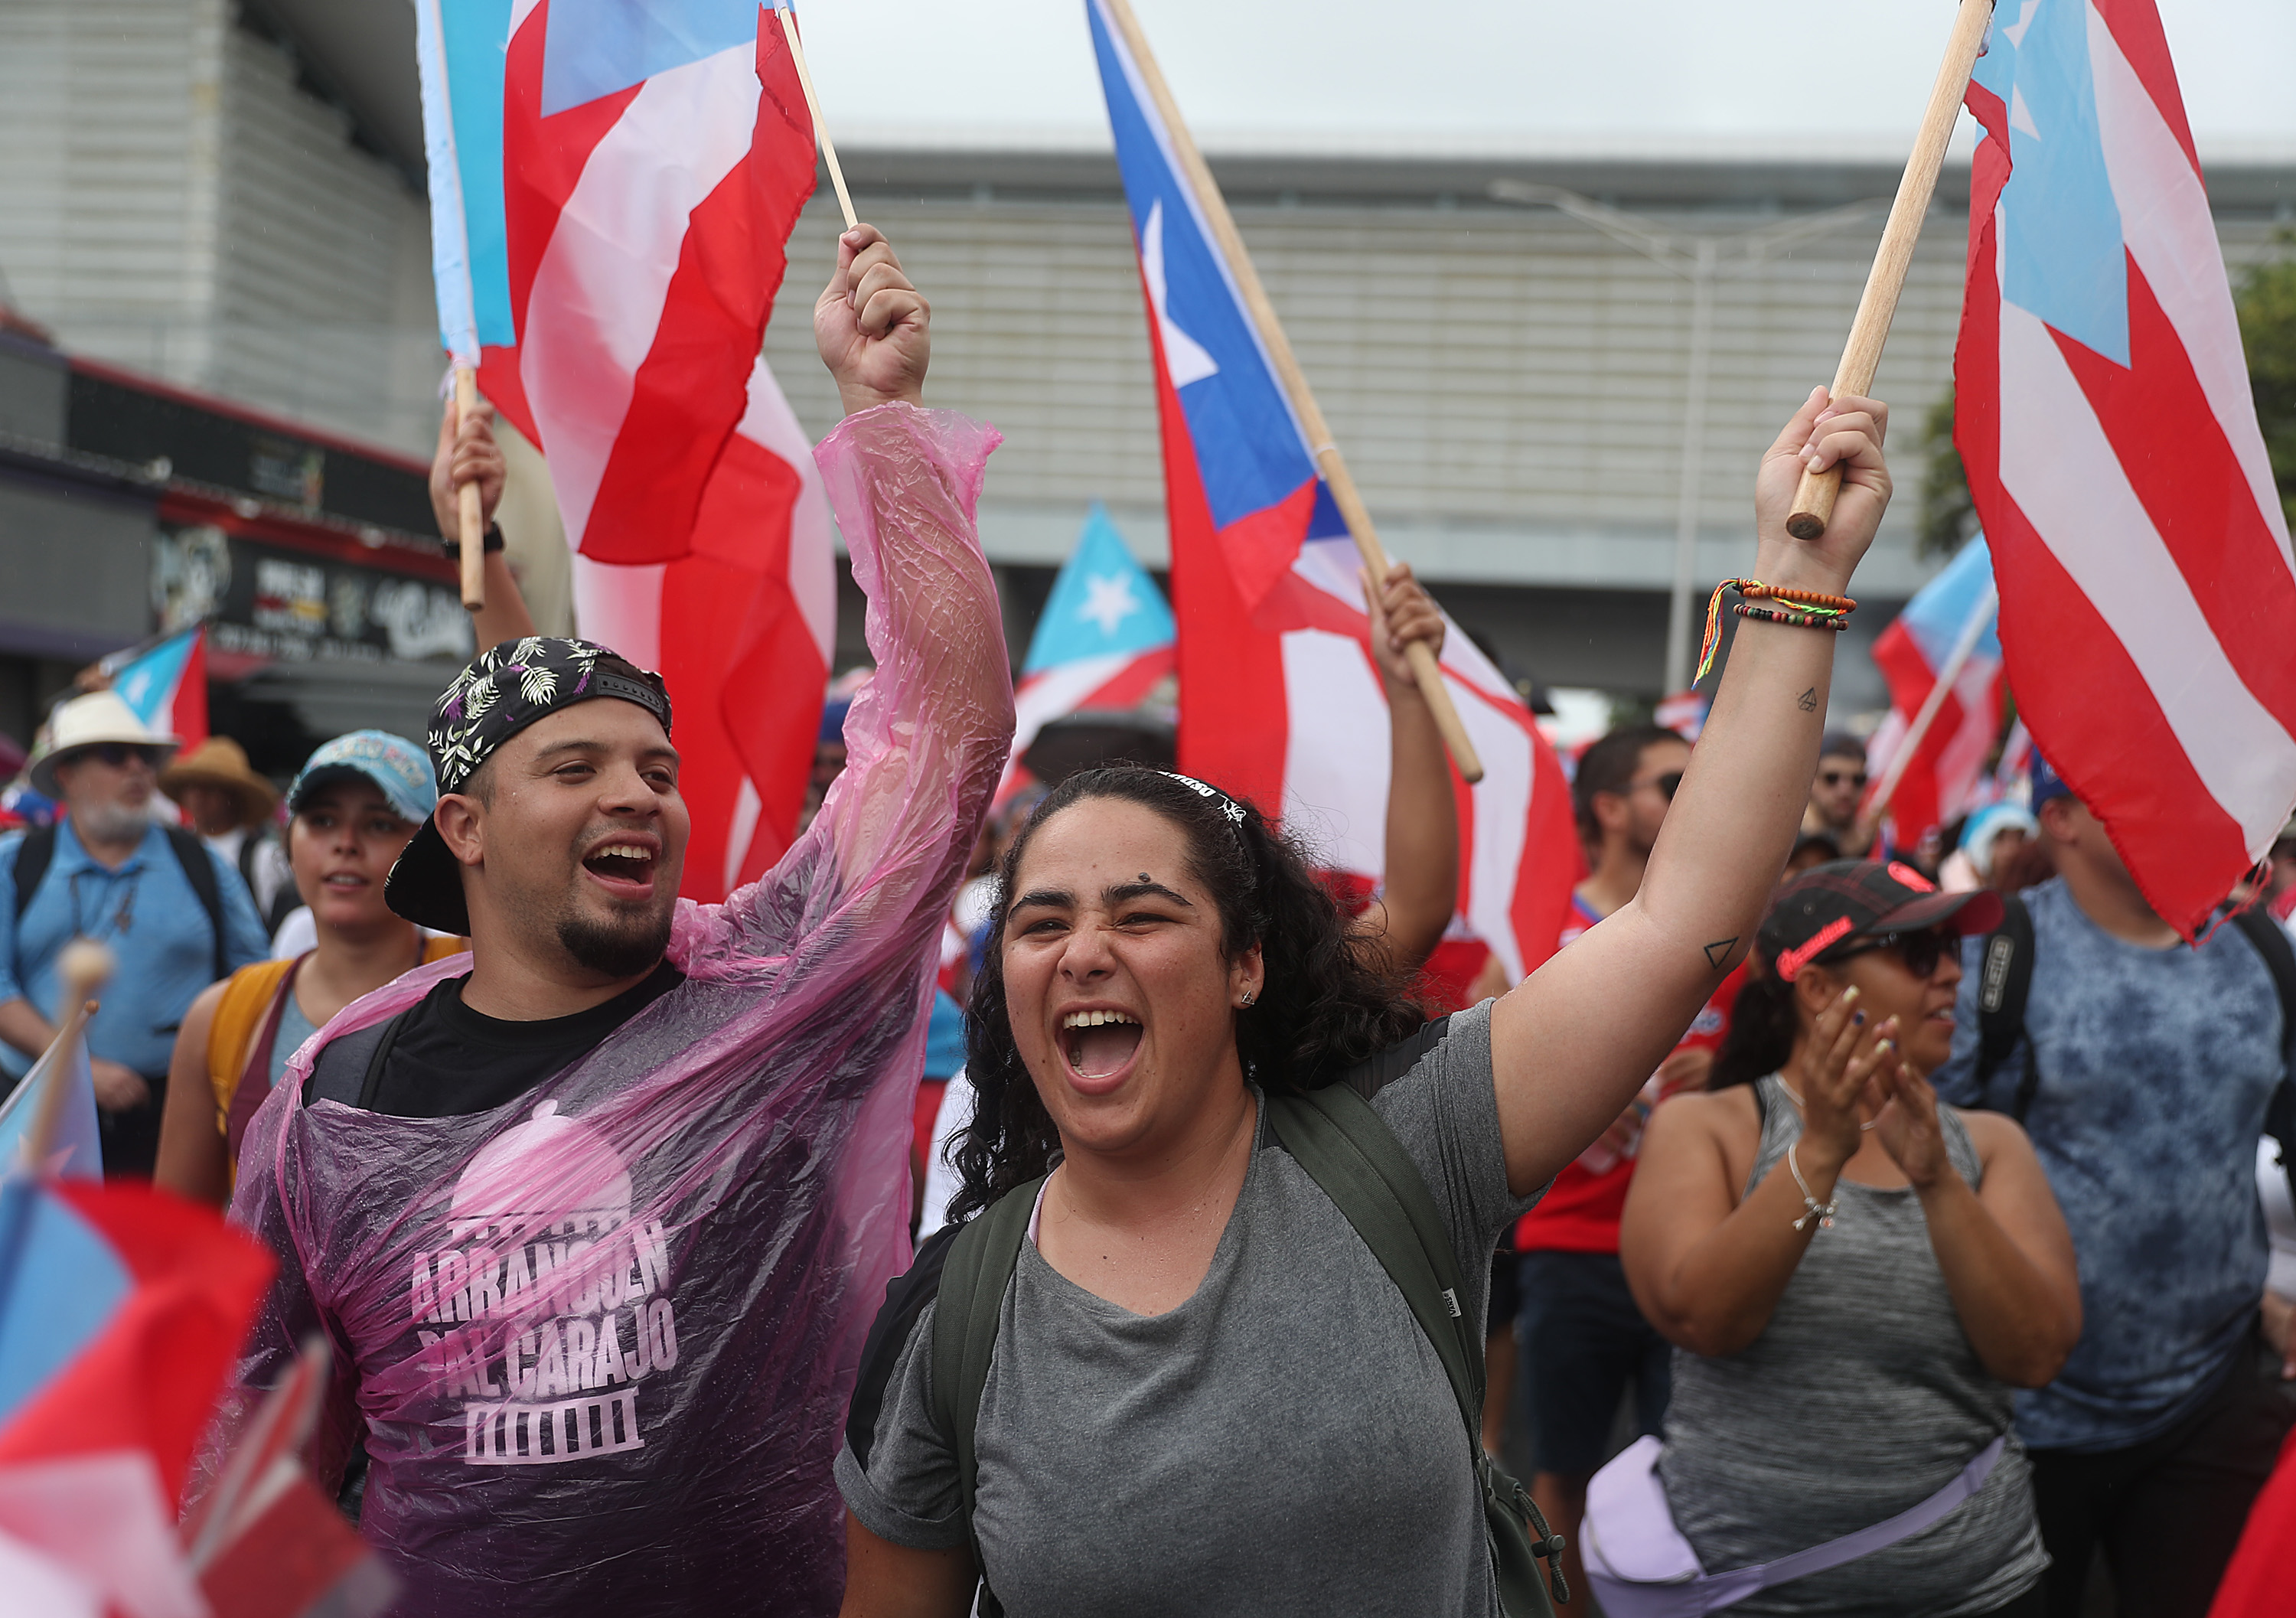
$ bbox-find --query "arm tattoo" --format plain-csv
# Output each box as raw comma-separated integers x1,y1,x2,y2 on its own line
1796,687,1818,713
1703,937,1740,970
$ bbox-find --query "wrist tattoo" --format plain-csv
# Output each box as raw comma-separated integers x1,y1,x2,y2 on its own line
1703,937,1740,970
1796,687,1818,713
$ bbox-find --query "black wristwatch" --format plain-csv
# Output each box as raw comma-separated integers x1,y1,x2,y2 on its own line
442,523,506,559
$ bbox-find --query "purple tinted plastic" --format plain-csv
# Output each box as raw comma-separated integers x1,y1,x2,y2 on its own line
217,404,1012,1616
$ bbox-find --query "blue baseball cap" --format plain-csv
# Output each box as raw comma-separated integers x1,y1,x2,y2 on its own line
288,730,437,827
2028,750,2077,811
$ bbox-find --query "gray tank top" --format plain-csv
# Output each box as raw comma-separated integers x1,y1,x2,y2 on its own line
1655,1075,2048,1616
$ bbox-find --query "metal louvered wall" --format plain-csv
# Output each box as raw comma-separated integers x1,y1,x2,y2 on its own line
0,0,438,455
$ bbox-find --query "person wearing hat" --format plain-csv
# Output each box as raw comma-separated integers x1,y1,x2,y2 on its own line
154,731,461,1205
161,735,296,934
0,691,269,1176
1931,754,2296,1617
219,223,1016,1617
1614,860,2077,1618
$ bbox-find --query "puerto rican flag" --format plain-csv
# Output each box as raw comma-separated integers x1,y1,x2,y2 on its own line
415,2,833,901
0,1177,275,1617
1864,538,2005,843
104,628,207,752
1000,503,1176,807
1086,0,1579,982
1956,0,2296,938
573,357,837,900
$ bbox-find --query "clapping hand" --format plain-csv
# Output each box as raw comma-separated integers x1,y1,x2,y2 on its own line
1869,1062,1954,1192
1794,985,1901,1176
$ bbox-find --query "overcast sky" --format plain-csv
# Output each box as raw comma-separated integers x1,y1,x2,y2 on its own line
802,0,2296,159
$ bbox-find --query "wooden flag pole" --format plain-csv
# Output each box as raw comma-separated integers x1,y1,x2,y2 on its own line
1859,580,1998,835
777,2,857,231
1786,0,1994,540
18,941,113,1174
1098,0,1485,784
453,366,487,611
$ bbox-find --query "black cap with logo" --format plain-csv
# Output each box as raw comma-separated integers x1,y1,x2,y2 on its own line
1756,860,2004,984
386,637,673,936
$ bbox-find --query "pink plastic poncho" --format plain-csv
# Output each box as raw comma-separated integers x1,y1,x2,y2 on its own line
222,405,1012,1618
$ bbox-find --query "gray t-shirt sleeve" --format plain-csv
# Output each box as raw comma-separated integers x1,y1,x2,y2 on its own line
834,1297,970,1551
1367,998,1540,1292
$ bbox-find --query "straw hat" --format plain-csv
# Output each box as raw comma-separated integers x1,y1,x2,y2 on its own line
158,736,279,827
28,691,178,798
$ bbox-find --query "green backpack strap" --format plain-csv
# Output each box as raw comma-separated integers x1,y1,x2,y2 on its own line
1265,1085,1567,1618
927,1173,1044,1618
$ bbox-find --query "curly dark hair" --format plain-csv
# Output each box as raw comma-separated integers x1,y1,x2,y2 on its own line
947,766,1426,1223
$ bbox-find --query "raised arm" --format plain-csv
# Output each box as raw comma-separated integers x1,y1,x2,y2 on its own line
1352,563,1458,974
429,399,536,653
1490,390,1891,1195
791,226,1014,904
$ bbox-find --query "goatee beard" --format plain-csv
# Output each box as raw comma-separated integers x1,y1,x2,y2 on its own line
556,907,672,980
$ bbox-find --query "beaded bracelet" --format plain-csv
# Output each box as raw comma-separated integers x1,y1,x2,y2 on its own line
1694,578,1858,683
1740,581,1855,613
1733,603,1851,632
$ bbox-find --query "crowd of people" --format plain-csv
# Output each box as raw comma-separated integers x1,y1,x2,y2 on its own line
1,223,2291,1618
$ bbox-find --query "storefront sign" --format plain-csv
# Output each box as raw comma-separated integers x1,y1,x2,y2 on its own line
154,524,473,665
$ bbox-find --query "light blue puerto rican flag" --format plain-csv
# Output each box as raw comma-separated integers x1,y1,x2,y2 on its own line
101,627,207,749
1864,538,2005,841
1955,0,2296,938
997,504,1176,807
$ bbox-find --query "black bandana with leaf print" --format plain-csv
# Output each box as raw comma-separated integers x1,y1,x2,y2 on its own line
429,637,673,795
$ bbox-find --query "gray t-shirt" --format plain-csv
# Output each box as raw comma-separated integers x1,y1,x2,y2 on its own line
836,1000,1531,1616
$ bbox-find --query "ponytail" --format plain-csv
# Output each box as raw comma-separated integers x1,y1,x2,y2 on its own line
1710,967,1797,1091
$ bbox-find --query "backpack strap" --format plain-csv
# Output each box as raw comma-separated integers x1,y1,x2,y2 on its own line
161,826,230,984
1265,1083,1565,1615
848,1222,963,1468
2229,908,2296,1208
11,826,57,926
1972,893,2038,1120
207,957,299,1128
301,1011,409,1109
926,1173,1044,1618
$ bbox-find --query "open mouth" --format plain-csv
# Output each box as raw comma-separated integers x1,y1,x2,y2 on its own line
1060,1009,1143,1082
581,840,658,898
321,872,370,891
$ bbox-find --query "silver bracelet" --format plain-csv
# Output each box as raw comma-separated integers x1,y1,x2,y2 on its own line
1787,1142,1838,1232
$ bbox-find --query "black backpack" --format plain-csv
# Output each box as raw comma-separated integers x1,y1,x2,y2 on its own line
12,821,229,983
1971,894,2296,1196
847,1029,1569,1618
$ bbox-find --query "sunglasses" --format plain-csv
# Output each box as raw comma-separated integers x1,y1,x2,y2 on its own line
1819,769,1869,789
76,742,160,770
1631,771,1682,801
1831,928,1952,979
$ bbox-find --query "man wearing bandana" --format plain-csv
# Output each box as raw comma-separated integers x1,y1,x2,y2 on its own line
220,227,1015,1616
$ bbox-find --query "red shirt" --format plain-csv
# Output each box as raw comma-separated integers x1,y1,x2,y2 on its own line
1514,897,1742,1255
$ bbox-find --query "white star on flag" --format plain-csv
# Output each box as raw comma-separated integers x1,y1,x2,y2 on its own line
1078,572,1142,637
1141,201,1218,389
